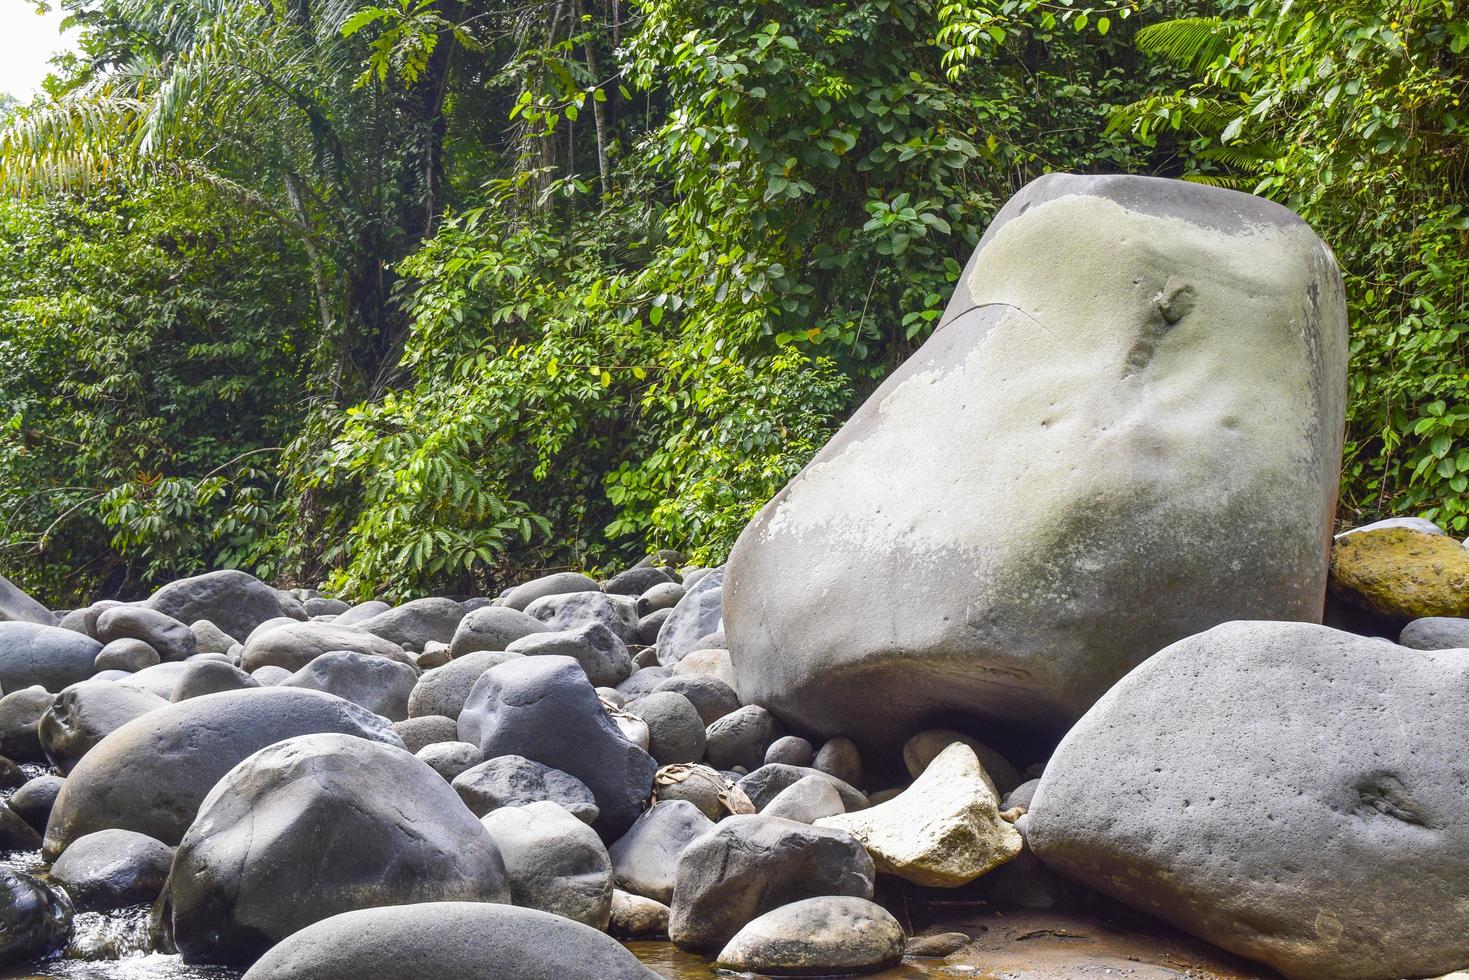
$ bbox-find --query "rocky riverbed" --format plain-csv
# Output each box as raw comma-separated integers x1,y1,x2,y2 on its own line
0,174,1466,979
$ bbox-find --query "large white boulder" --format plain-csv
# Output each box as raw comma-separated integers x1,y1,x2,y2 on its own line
725,173,1349,754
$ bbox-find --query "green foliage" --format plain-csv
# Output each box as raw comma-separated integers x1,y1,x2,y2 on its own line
0,180,311,602
2,0,1463,603
1112,0,1469,532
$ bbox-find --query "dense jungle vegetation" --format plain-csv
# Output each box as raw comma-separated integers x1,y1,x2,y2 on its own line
0,0,1464,603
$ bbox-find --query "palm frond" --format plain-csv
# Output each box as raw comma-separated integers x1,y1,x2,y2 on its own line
1135,17,1242,73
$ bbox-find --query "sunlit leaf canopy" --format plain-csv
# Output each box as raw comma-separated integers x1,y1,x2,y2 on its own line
0,0,1463,603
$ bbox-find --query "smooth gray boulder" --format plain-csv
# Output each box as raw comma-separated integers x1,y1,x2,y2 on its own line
43,687,403,858
627,691,706,765
50,829,173,911
0,686,54,762
763,775,845,824
415,740,482,780
668,814,875,952
160,733,508,967
95,637,160,672
502,571,600,611
525,591,641,645
653,673,739,726
482,801,614,929
189,620,239,656
737,764,867,813
239,621,413,673
0,623,101,693
9,774,63,833
332,600,389,626
716,896,905,976
452,754,599,824
610,889,669,938
655,567,723,666
278,650,417,721
239,902,659,980
39,680,168,775
0,574,53,626
724,173,1349,754
408,650,521,720
169,659,259,701
96,606,196,662
705,704,782,771
146,570,302,640
0,803,40,852
604,566,673,596
507,622,633,688
0,870,72,968
448,605,547,657
393,714,458,753
1028,620,1469,980
458,656,656,840
1399,616,1469,651
353,597,466,652
637,581,685,616
608,800,714,904
115,661,189,700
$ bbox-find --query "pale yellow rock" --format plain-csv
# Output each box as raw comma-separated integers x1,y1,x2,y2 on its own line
671,649,736,689
815,743,1022,887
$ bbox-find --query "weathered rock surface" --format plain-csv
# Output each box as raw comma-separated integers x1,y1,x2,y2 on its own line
49,828,173,911
715,896,905,977
169,659,259,701
738,764,867,813
146,570,301,641
0,870,72,968
903,728,1022,796
408,649,521,719
668,814,875,952
279,650,417,720
452,754,599,824
819,743,1021,887
95,637,160,672
764,775,845,824
449,605,547,657
725,173,1349,752
161,733,509,967
503,571,601,611
96,606,196,662
507,622,633,688
1028,620,1469,980
627,691,706,765
415,740,482,780
239,621,412,673
525,591,641,645
9,774,62,833
609,800,714,904
458,656,656,839
610,889,669,938
656,568,723,666
0,575,53,627
44,687,402,858
392,714,458,753
353,597,466,651
240,902,659,980
0,686,55,762
1399,616,1469,651
0,623,101,693
482,801,613,929
1330,527,1469,620
705,704,782,771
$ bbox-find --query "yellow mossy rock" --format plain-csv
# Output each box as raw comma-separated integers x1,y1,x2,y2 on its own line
816,743,1022,887
1330,528,1469,620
